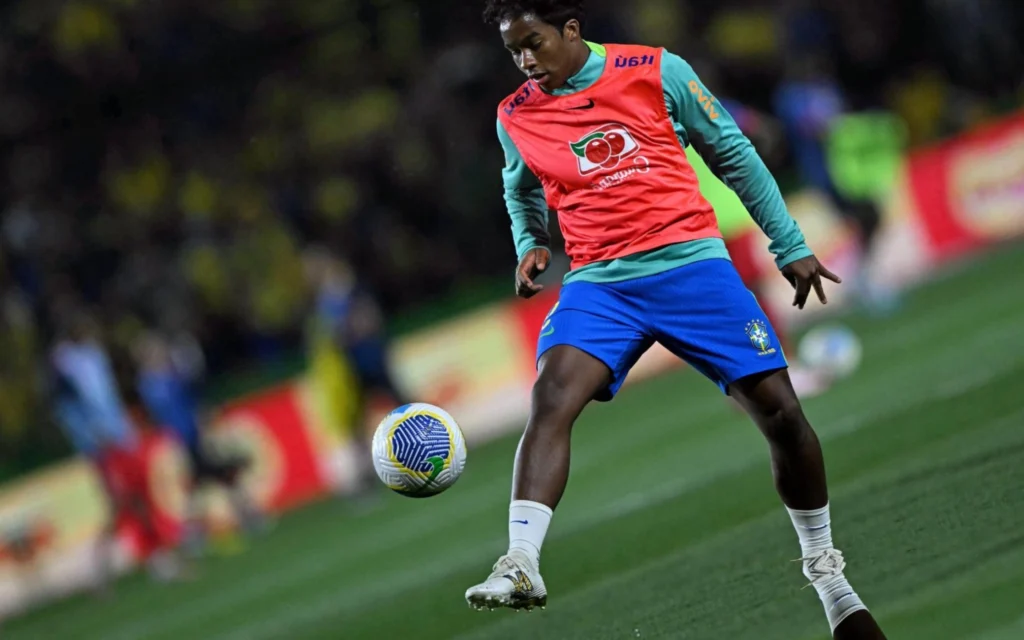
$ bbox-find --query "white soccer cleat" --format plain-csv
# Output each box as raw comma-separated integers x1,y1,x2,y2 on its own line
465,552,547,611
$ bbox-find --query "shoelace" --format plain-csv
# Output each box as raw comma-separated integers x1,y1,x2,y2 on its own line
487,556,536,595
491,557,514,573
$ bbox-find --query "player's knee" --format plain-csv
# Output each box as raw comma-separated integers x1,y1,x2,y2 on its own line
530,373,582,425
759,399,811,448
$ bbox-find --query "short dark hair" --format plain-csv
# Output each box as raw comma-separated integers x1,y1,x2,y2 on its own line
483,0,585,31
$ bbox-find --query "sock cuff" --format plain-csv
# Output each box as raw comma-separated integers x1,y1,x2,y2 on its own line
510,500,554,516
785,502,829,517
831,603,868,631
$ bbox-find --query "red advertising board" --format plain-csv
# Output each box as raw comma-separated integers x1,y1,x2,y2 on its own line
906,112,1024,259
213,384,329,513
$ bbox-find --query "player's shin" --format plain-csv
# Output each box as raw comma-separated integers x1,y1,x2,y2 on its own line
506,426,562,567
774,424,868,631
788,503,869,632
764,403,829,509
470,346,608,609
733,372,874,634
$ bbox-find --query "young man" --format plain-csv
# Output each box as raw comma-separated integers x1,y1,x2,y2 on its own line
465,3,887,638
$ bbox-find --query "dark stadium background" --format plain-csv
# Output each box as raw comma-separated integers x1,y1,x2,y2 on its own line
0,1,1022,638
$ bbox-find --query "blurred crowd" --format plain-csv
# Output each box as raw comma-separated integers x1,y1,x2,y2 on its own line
0,0,1021,471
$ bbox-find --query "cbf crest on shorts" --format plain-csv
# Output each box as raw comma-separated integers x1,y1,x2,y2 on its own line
745,319,776,356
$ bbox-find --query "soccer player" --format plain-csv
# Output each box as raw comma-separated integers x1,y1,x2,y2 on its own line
465,3,887,638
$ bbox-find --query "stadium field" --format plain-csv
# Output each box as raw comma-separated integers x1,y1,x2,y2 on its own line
6,246,1024,640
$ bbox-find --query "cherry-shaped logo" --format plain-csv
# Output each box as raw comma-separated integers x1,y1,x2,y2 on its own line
584,137,612,165
570,124,640,176
605,132,627,156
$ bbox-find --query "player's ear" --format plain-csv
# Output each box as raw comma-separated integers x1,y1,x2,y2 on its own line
562,19,580,42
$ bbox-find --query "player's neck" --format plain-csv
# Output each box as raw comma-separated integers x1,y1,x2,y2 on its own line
565,42,593,83
567,42,591,79
546,43,594,94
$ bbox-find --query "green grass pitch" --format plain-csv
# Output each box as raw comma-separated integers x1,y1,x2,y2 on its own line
6,246,1024,640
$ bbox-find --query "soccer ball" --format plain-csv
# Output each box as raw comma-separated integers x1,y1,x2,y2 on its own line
797,324,863,380
371,403,467,498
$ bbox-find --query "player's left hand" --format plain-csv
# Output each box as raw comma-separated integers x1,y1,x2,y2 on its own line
782,256,842,310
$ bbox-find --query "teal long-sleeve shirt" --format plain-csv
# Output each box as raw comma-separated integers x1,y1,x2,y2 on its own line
498,42,812,285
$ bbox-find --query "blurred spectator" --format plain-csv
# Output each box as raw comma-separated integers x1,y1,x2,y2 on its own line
49,313,184,585
134,330,268,557
773,51,901,312
304,247,409,495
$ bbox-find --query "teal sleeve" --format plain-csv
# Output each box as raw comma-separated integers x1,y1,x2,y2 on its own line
661,51,812,269
496,119,551,262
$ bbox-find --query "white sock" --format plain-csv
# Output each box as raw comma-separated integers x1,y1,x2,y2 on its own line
787,503,834,555
508,500,552,567
787,503,868,631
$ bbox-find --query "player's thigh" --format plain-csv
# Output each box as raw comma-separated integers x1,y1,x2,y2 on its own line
649,259,788,393
531,345,614,422
536,300,652,406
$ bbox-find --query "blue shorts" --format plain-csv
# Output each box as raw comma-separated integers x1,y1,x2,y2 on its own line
537,258,788,400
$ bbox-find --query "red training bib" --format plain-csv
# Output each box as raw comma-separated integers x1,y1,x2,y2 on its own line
498,44,721,270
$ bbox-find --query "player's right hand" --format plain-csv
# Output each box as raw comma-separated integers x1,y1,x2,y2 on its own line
515,248,550,299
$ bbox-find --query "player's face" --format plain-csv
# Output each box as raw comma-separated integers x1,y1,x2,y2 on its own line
500,15,581,91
